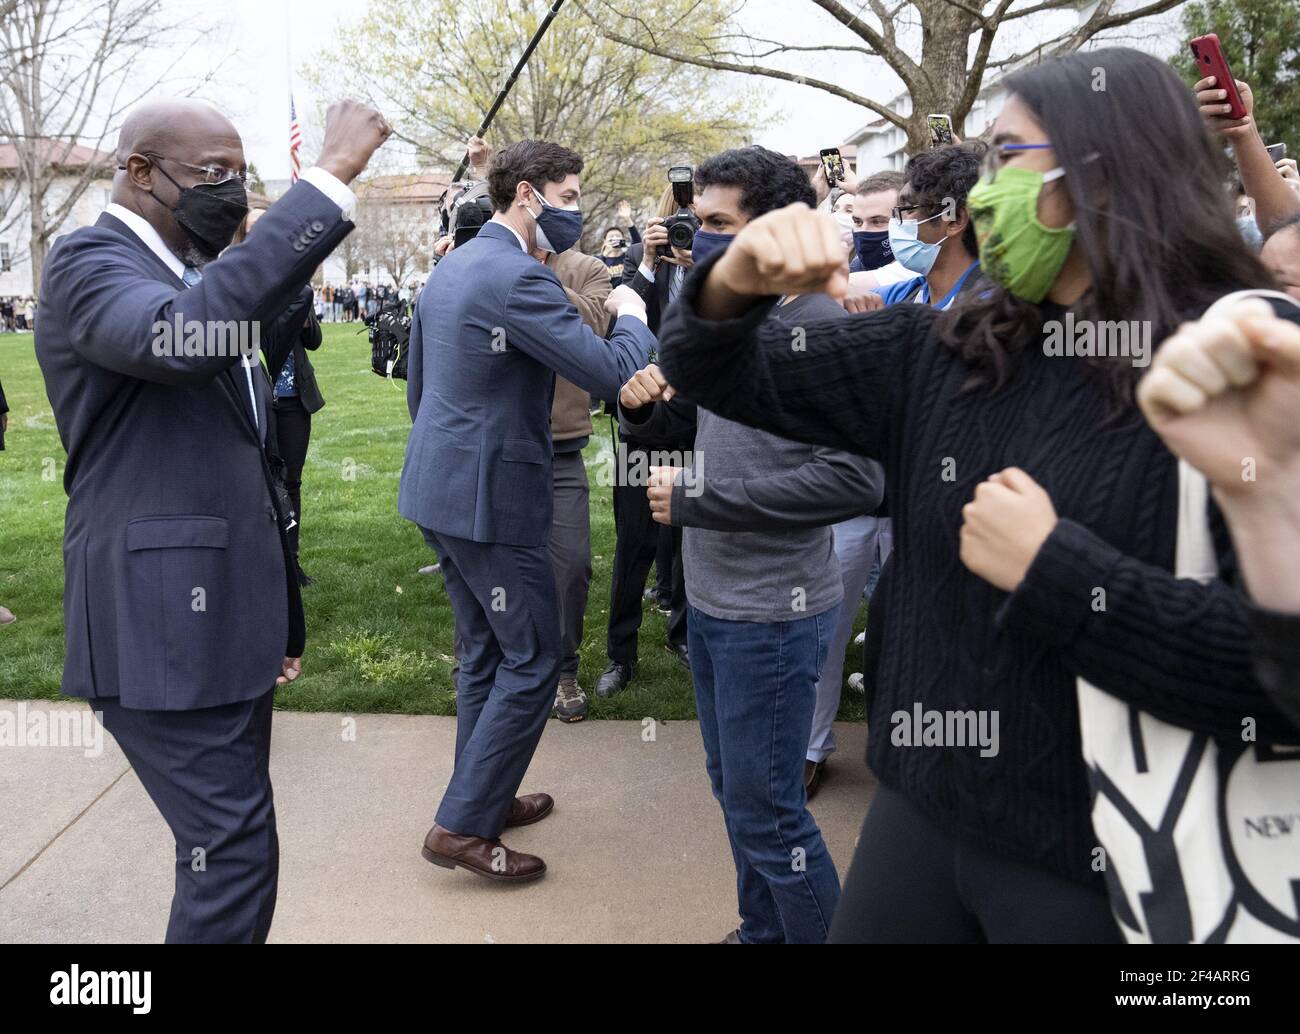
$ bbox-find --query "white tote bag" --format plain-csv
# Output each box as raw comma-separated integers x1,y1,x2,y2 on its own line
1077,290,1300,944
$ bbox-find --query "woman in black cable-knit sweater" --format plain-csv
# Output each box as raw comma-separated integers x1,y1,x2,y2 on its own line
656,48,1300,943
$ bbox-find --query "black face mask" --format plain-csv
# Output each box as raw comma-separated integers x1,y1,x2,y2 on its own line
148,162,249,258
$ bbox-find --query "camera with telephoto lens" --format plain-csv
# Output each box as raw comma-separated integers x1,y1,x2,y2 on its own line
663,166,700,251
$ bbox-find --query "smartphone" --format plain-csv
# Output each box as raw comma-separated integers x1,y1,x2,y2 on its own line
1267,142,1287,163
1189,34,1247,120
819,148,845,184
927,113,954,148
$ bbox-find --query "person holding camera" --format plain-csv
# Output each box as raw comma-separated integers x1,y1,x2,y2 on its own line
594,180,697,699
596,199,641,288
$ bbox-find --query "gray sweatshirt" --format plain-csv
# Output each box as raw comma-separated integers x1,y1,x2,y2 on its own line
621,293,884,623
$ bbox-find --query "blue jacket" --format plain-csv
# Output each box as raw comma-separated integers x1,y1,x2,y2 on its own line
399,221,655,546
35,180,351,709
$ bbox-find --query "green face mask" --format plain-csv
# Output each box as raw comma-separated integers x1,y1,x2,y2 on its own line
967,165,1075,304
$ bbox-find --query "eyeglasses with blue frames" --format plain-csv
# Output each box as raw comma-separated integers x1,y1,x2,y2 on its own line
982,142,1054,179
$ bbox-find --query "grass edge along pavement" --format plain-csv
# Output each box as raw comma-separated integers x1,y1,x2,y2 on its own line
0,325,868,721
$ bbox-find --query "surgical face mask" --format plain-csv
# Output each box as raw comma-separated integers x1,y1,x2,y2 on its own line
888,211,946,275
966,165,1075,303
833,210,855,234
852,229,893,270
1237,214,1264,253
148,162,249,259
523,182,583,253
690,229,735,265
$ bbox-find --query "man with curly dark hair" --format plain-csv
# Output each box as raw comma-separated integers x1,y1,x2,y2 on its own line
616,145,884,942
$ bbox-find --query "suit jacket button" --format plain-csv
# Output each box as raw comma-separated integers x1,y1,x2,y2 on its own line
310,220,325,233
293,241,306,252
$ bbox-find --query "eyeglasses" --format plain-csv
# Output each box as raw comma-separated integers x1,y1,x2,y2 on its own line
891,202,945,223
138,153,247,186
891,202,938,222
982,142,1054,179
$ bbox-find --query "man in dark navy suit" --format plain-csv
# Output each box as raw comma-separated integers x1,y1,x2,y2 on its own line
399,140,655,882
35,97,390,942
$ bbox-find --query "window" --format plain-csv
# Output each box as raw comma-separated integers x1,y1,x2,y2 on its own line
1,243,10,272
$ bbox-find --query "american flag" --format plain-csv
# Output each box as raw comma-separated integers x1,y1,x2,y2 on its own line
289,94,302,183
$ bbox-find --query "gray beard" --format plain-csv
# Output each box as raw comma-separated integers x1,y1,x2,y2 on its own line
180,243,215,269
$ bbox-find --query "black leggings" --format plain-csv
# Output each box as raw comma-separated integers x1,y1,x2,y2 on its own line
272,397,311,558
829,785,1123,944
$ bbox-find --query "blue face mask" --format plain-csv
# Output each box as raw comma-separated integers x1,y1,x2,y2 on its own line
525,183,583,253
852,229,893,270
888,212,945,275
1237,214,1264,253
690,229,735,265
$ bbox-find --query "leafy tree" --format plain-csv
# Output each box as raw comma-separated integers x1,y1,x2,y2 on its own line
583,0,1187,154
307,0,757,247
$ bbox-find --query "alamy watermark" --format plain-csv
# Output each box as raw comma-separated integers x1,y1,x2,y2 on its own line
0,703,102,757
890,703,1000,758
151,315,260,359
591,443,705,494
1043,313,1150,368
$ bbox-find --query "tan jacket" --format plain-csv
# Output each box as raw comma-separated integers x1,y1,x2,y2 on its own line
545,248,613,446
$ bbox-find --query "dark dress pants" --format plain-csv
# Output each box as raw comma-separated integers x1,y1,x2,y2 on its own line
95,688,279,943
424,529,560,839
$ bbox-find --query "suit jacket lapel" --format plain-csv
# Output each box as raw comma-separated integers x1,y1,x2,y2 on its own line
96,213,263,445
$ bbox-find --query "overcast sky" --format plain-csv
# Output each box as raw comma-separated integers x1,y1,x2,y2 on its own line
189,0,1181,182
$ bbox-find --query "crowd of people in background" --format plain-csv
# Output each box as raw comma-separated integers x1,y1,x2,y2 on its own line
0,296,36,332
313,279,423,323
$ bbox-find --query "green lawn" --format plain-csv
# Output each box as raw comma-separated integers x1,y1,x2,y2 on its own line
0,324,867,720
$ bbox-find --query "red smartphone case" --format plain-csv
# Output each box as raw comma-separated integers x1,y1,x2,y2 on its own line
1190,34,1247,121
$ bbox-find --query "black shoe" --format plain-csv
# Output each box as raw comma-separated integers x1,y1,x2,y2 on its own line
644,586,672,614
665,642,689,669
595,661,634,698
804,759,826,801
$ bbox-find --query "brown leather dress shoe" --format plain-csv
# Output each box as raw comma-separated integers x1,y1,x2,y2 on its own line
421,824,547,883
504,792,554,828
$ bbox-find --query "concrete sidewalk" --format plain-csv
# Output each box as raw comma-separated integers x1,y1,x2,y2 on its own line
0,702,876,943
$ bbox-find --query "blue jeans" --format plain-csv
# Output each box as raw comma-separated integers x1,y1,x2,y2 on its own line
689,605,842,943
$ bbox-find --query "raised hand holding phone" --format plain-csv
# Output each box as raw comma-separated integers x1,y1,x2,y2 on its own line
1190,33,1250,134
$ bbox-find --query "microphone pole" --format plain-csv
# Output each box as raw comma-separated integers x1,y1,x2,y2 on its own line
450,0,568,183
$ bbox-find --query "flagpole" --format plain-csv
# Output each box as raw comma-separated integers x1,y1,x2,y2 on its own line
285,4,295,184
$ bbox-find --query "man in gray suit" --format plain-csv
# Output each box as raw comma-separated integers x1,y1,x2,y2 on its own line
35,97,390,942
400,140,655,883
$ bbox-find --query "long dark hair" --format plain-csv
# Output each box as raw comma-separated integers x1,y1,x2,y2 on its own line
939,47,1273,402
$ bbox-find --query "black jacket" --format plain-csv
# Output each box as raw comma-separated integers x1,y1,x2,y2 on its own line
621,243,687,336
658,253,1300,886
264,285,325,413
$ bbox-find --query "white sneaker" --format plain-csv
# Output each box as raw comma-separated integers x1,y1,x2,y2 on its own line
853,631,865,647
846,672,864,694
